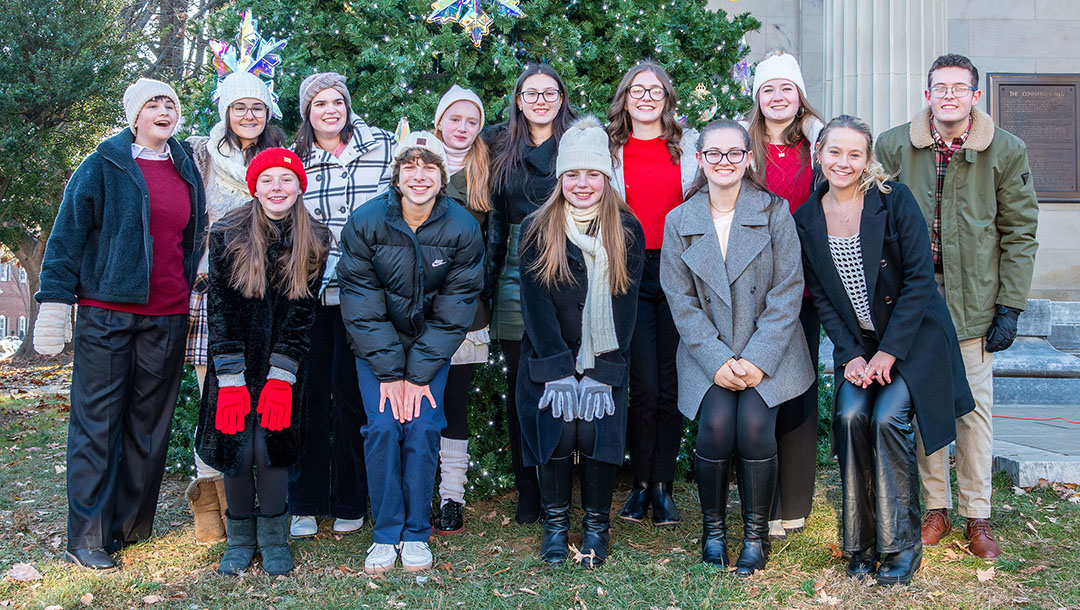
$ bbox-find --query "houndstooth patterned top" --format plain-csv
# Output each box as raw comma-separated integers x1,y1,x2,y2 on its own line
828,233,875,331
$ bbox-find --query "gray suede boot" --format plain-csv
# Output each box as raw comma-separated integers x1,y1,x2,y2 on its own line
218,511,257,576
257,508,294,576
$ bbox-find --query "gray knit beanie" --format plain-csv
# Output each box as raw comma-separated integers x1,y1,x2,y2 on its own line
555,116,613,179
298,72,352,119
217,72,273,122
122,78,181,136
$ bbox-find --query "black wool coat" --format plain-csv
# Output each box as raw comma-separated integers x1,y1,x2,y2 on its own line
793,181,975,455
195,212,327,474
517,213,645,467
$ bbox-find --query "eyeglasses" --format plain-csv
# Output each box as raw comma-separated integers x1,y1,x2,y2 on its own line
628,85,667,101
701,148,747,165
230,103,269,118
928,85,975,99
519,89,561,104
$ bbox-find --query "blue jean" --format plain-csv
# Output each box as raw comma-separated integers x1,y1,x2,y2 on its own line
356,358,448,544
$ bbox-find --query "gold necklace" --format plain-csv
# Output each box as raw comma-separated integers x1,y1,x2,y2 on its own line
828,192,860,223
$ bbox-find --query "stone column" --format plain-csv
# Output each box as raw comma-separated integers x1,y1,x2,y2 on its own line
823,0,947,137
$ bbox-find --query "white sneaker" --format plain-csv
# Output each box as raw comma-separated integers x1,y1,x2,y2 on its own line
399,540,433,572
333,517,364,534
290,515,318,538
364,543,398,575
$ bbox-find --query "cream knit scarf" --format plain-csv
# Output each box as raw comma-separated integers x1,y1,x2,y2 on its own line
564,205,618,373
206,122,251,196
443,143,469,175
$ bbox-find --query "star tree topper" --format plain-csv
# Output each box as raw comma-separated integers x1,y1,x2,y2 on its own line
428,0,525,48
209,11,289,118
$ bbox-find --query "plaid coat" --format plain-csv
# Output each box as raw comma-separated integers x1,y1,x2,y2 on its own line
298,114,396,306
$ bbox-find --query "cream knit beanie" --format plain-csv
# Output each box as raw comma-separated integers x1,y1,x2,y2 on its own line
394,130,450,183
751,51,807,101
123,78,181,136
434,84,486,129
217,72,273,122
555,116,612,179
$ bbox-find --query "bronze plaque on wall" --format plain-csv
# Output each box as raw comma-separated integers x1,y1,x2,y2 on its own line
988,73,1080,202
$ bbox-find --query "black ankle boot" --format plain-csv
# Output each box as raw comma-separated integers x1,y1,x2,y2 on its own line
537,455,573,564
876,543,922,585
618,480,650,523
695,454,730,567
579,456,616,569
735,456,777,577
649,481,681,527
846,548,877,579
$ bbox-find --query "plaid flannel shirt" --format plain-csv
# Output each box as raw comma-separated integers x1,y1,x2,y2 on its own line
299,114,396,305
929,119,969,266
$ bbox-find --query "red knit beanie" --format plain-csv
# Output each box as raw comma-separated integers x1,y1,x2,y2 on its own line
246,148,308,196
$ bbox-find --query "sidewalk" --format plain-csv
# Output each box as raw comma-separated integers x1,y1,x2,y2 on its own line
992,404,1080,487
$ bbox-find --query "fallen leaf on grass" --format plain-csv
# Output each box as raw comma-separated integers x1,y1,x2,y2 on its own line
53,465,66,474
976,566,995,582
1012,486,1027,496
828,542,842,559
5,563,42,582
79,593,93,606
501,516,510,526
813,579,826,593
492,588,513,598
518,587,538,595
44,606,62,610
943,548,962,561
816,590,840,605
597,586,606,596
1021,565,1048,574
366,580,379,589
142,595,163,604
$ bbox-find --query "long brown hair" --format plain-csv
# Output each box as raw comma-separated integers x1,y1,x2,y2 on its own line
685,119,775,204
292,88,354,162
816,114,896,194
491,64,576,189
606,61,683,165
435,118,492,213
218,124,287,164
521,175,636,296
213,195,330,300
746,77,823,183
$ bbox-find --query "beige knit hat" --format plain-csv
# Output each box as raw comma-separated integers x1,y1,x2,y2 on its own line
217,72,273,123
394,130,449,183
555,116,613,179
434,84,485,129
298,72,352,119
751,51,807,101
123,78,181,136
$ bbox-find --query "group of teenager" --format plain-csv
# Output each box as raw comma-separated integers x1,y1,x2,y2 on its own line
33,47,1039,586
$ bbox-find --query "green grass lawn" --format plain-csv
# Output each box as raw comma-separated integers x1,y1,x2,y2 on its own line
1,365,1078,609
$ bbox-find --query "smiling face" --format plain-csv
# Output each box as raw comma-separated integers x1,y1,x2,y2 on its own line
228,97,268,146
925,66,981,125
561,169,606,210
133,97,178,149
255,166,301,220
624,70,666,127
517,74,563,128
817,126,870,192
756,78,801,125
396,157,444,208
698,128,751,191
436,100,482,151
308,88,349,141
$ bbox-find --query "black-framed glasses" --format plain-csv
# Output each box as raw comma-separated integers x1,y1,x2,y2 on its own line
701,148,747,165
230,103,269,118
928,85,975,98
519,89,561,104
628,85,667,101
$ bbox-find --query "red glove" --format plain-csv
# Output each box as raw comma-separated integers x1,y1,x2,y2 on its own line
257,379,293,431
215,386,251,435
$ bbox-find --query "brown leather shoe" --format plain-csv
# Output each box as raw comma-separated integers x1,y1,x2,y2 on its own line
920,508,951,546
965,518,1001,559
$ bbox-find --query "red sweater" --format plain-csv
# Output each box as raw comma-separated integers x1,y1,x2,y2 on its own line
81,158,191,315
764,141,814,214
623,136,683,249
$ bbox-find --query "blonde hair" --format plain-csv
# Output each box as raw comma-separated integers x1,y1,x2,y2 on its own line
521,175,636,296
434,123,492,213
816,114,895,194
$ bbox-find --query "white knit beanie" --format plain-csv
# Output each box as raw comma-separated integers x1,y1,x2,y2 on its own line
217,72,273,122
434,84,486,129
123,78,181,136
751,51,807,101
555,116,612,179
394,130,450,183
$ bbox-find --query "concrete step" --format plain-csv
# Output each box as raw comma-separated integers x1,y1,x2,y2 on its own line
992,405,1080,487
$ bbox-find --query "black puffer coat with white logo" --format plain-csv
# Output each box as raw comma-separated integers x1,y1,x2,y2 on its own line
338,187,484,385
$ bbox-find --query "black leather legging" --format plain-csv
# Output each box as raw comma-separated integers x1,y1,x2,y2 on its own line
834,375,920,554
550,419,597,460
694,386,777,461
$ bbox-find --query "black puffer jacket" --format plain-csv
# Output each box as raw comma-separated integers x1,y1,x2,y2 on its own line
338,188,485,385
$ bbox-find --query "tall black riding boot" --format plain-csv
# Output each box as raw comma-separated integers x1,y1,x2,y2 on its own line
735,456,777,576
537,455,573,564
579,456,616,569
696,454,730,567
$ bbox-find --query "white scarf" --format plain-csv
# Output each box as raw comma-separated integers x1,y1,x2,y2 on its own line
564,205,618,373
443,143,469,175
206,122,251,196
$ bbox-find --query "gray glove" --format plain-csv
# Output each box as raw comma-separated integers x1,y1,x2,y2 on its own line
33,302,72,356
539,376,578,422
577,376,615,422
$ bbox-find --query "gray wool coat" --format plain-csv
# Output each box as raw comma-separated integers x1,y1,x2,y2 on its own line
660,188,815,419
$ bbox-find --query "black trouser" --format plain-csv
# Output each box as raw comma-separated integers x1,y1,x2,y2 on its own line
627,251,683,483
499,339,537,490
288,305,367,520
67,306,187,551
773,297,820,521
443,364,476,441
224,425,288,516
834,375,920,554
695,386,777,461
